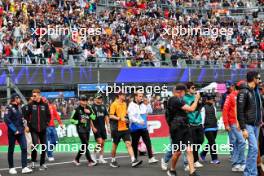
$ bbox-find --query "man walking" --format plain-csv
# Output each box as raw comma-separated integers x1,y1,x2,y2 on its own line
25,89,51,171
70,95,97,167
223,81,246,172
4,93,32,174
237,71,263,176
128,91,158,164
183,82,204,170
91,93,110,163
166,84,200,176
109,91,143,168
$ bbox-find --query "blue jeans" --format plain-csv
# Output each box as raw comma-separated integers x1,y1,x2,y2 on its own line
46,127,59,158
244,125,259,176
164,145,172,163
163,144,188,166
228,131,235,162
182,151,188,167
229,125,246,166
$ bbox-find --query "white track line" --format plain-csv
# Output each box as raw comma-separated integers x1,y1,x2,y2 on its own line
0,152,164,171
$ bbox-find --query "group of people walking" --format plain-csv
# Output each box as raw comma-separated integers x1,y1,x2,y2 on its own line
2,71,264,176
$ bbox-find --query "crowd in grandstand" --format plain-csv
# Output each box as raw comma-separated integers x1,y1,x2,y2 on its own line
0,0,263,68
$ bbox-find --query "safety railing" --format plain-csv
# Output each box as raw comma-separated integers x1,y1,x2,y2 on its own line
1,56,264,69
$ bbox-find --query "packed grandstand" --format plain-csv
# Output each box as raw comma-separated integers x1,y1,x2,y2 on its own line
0,1,264,176
0,0,263,68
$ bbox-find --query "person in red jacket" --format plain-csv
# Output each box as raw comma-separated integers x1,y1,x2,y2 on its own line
223,81,246,172
42,97,64,162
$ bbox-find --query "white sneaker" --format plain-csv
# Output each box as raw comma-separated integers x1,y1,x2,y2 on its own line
149,157,159,164
237,164,245,172
184,165,189,171
261,163,264,172
161,158,168,171
48,157,55,162
98,156,107,164
39,164,48,171
22,167,33,174
9,168,17,175
91,153,97,162
232,165,240,172
194,161,204,168
73,160,81,166
88,161,97,167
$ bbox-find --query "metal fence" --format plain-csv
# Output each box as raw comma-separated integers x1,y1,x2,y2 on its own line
1,56,264,69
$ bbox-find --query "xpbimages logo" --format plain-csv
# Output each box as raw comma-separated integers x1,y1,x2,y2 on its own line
31,26,103,41
161,25,234,39
31,143,102,154
97,83,168,96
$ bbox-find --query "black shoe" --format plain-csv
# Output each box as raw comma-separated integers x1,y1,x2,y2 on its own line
131,159,143,167
167,170,178,176
190,171,200,176
110,161,120,168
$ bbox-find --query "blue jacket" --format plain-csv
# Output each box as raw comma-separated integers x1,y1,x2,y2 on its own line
4,104,25,134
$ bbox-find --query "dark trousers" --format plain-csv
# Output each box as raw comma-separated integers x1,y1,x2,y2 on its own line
131,129,153,159
31,130,46,166
201,130,218,160
259,128,264,157
190,125,204,162
75,132,93,162
8,132,27,168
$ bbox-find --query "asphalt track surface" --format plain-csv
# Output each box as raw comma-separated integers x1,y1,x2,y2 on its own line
0,153,243,176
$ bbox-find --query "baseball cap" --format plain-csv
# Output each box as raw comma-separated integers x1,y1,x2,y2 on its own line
79,95,88,101
94,93,103,99
175,84,187,91
226,81,235,89
11,93,20,100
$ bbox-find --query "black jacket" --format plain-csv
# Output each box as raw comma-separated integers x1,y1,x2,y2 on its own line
25,100,51,132
70,105,96,134
237,85,263,130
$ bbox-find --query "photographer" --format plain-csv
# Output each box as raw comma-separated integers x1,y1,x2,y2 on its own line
200,93,220,164
70,95,97,167
182,82,204,170
166,84,200,176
